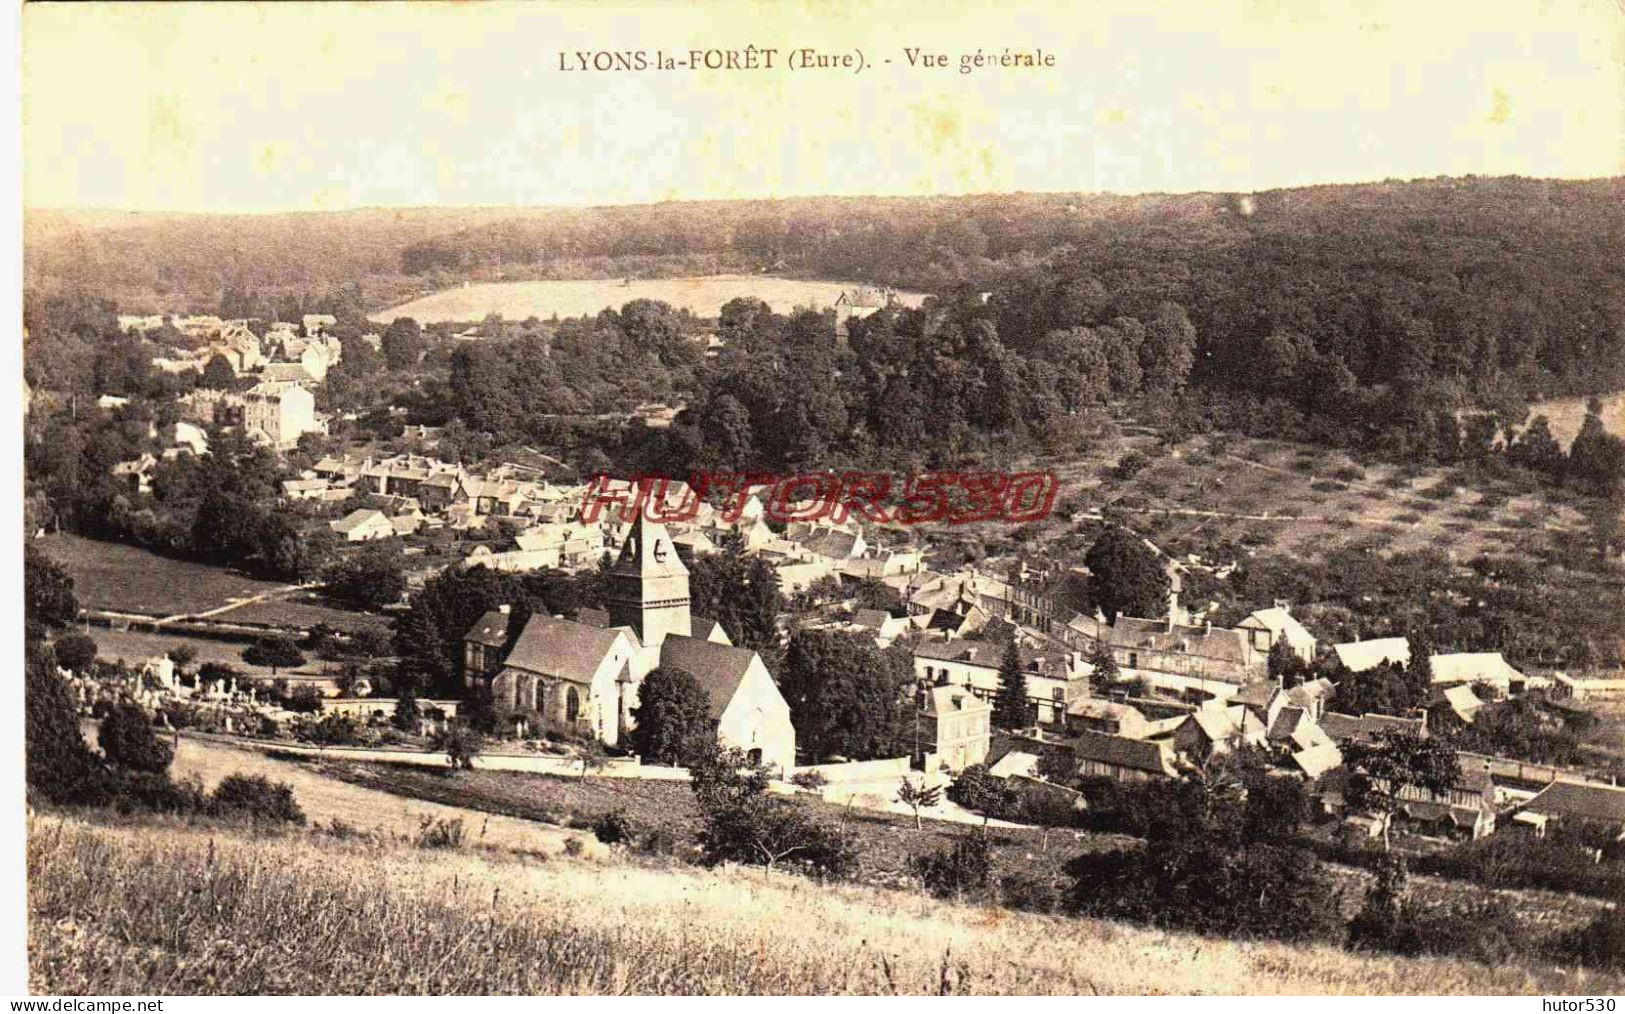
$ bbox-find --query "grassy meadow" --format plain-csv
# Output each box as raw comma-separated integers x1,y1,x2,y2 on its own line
29,814,1620,996
370,275,926,324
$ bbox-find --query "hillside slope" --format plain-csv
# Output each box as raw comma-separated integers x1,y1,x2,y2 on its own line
28,815,1620,995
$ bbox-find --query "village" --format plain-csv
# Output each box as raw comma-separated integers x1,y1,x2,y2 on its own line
46,295,1625,859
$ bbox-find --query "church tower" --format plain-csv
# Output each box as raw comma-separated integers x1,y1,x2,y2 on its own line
607,512,692,649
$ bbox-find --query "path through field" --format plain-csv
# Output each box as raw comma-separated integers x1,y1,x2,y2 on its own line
170,734,600,857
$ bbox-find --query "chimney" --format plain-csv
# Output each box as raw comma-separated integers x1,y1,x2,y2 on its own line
1274,599,1290,613
498,604,511,615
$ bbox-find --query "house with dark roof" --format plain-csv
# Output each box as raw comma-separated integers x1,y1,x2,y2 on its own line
1319,711,1428,745
1518,781,1625,839
658,635,794,772
1067,730,1178,783
913,636,1087,725
916,684,992,771
1107,617,1263,694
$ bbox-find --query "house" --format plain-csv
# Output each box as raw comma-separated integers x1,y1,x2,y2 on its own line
329,509,395,542
1170,707,1249,764
1065,698,1152,739
915,683,992,771
1106,616,1261,695
168,421,209,456
913,637,1087,725
1067,730,1178,782
658,635,796,773
244,381,321,450
1429,652,1524,694
1330,636,1411,673
281,478,331,501
111,454,158,495
1285,678,1335,719
462,605,516,684
1433,683,1486,724
1319,711,1428,745
833,285,896,338
851,608,912,647
1517,781,1625,840
1237,603,1317,664
302,313,338,336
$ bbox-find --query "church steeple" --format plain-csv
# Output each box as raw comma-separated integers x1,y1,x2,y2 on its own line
607,512,691,648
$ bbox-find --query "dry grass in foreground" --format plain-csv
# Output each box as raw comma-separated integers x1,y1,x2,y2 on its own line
28,815,1622,996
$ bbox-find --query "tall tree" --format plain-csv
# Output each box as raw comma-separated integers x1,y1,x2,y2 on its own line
686,544,784,655
629,666,716,766
778,629,910,761
25,543,78,641
381,317,426,370
1084,528,1170,623
992,636,1030,729
1344,731,1461,851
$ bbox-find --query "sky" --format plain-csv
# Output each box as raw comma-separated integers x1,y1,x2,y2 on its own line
21,0,1625,213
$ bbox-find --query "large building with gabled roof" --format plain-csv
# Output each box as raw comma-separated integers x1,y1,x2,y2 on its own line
476,513,797,768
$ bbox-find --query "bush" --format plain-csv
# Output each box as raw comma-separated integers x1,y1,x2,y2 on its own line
414,815,466,849
915,832,994,900
111,772,210,816
98,702,174,775
1551,905,1625,971
563,836,586,857
1113,452,1150,480
54,633,99,672
1067,838,1341,944
284,685,324,714
592,808,634,845
433,724,484,771
211,773,306,824
789,770,829,792
26,652,112,807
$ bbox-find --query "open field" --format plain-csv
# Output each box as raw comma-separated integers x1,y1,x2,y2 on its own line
331,760,1123,889
88,627,343,681
30,814,1619,995
1529,391,1625,447
370,274,927,324
38,534,290,617
37,533,388,635
168,735,595,857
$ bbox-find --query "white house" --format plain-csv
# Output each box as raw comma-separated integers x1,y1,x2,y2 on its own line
330,508,396,542
1237,603,1317,664
244,381,321,450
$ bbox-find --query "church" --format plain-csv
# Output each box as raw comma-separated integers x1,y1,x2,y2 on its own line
464,513,797,773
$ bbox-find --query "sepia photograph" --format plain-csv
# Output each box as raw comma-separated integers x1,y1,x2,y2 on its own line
13,0,1625,998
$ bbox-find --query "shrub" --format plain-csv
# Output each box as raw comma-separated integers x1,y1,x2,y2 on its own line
563,836,586,857
1551,905,1625,971
789,770,829,792
915,832,994,900
211,773,306,824
26,653,112,807
285,685,324,714
1113,452,1150,480
414,815,465,849
98,702,174,775
54,633,99,672
112,772,210,816
592,809,633,845
433,724,483,771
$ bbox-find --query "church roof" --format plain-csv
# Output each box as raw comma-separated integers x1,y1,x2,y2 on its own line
611,513,689,579
658,635,761,720
502,616,630,685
